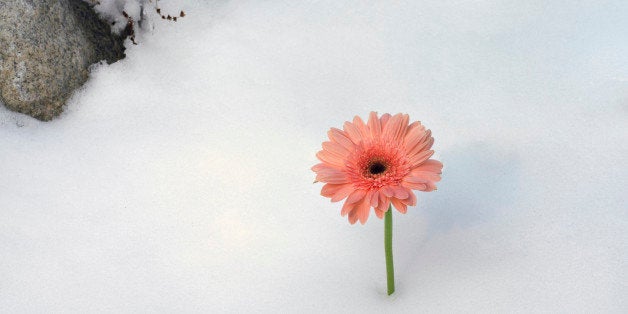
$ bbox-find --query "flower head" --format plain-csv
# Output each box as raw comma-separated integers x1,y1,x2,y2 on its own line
312,112,443,224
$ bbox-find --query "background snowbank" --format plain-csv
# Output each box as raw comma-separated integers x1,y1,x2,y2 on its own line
1,0,626,312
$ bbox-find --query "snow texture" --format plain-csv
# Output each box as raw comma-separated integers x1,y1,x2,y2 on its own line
1,0,627,312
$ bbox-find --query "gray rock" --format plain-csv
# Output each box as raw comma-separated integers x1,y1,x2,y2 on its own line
0,0,125,121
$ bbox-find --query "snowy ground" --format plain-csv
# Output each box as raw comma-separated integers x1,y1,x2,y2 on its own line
1,1,627,312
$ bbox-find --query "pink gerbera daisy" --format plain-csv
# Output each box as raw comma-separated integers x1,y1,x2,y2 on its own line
312,112,443,224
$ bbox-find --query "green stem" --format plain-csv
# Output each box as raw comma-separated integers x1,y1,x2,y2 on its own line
385,205,395,295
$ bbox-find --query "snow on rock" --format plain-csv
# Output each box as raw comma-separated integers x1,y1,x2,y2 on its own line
84,0,143,33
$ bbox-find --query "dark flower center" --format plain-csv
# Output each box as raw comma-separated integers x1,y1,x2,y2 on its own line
368,161,387,175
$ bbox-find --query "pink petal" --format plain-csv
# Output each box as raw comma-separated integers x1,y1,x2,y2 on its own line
379,113,391,130
341,199,355,216
408,159,442,183
423,181,437,192
391,198,407,214
311,163,327,172
315,170,349,184
402,192,417,206
381,185,395,197
331,184,356,202
408,149,434,167
343,121,363,144
321,183,344,197
404,121,422,137
399,114,410,136
406,130,432,157
328,128,355,150
402,181,427,191
403,176,429,184
353,116,370,140
314,165,343,174
348,208,359,224
316,150,345,168
374,207,385,219
356,198,371,224
408,137,434,160
403,182,427,191
347,198,370,225
382,113,404,141
346,189,367,204
397,114,410,140
313,162,345,173
377,193,390,213
367,111,382,138
402,177,437,192
413,159,443,173
392,186,410,199
403,122,425,149
408,170,441,182
402,176,429,190
322,141,349,157
370,190,380,208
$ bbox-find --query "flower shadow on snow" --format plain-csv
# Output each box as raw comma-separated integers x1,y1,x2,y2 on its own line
421,141,520,237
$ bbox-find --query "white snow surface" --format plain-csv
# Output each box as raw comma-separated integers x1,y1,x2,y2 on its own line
1,1,627,312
